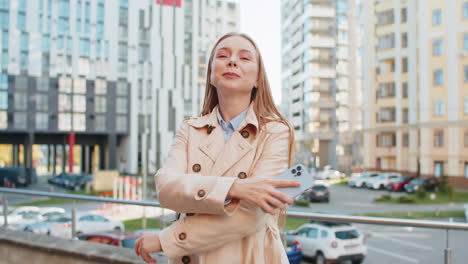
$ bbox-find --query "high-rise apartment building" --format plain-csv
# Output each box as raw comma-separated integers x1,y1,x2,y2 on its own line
362,0,468,185
281,0,363,172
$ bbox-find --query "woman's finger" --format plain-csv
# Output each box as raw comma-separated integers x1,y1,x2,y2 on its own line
271,179,301,188
266,196,285,211
134,237,141,255
271,190,294,205
141,250,157,263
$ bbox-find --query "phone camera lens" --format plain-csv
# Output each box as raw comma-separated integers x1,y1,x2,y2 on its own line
292,169,297,174
297,166,301,171
297,172,302,176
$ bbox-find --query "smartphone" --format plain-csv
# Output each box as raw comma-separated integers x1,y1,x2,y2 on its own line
275,164,314,198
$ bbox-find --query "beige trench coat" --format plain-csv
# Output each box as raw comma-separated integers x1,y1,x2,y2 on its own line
155,104,291,264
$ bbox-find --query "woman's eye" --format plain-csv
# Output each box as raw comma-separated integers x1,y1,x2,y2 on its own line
241,57,250,60
217,55,227,58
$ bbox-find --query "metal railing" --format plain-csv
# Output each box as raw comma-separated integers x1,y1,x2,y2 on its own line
2,187,468,264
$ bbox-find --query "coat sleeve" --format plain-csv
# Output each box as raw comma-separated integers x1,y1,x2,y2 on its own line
158,122,291,259
155,120,240,216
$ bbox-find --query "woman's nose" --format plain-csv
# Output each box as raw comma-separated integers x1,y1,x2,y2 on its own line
227,57,238,67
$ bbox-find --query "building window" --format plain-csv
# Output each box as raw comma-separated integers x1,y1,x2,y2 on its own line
401,32,407,48
95,79,107,94
58,94,72,112
377,133,396,147
465,162,468,178
73,78,86,94
0,111,6,129
95,96,106,113
434,99,445,116
116,98,127,114
0,91,7,110
72,113,85,131
58,113,71,131
402,82,408,98
17,12,26,31
433,39,442,56
59,77,72,93
464,2,468,19
377,82,395,98
403,108,408,123
377,10,394,26
0,72,7,90
116,115,127,131
14,93,27,110
432,9,442,26
434,161,444,177
14,112,27,129
464,97,468,115
35,113,48,130
402,57,408,73
0,10,8,29
117,81,127,96
36,94,49,112
95,115,106,131
403,133,409,147
465,34,468,51
465,66,468,82
15,76,28,90
37,77,49,91
434,130,444,147
377,33,395,50
433,69,443,85
378,107,396,122
401,8,407,23
465,131,468,147
73,95,86,113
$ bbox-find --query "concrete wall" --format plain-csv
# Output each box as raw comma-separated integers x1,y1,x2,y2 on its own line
0,228,167,264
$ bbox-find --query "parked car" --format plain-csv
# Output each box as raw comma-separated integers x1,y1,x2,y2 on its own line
315,165,345,180
348,171,380,188
0,206,40,225
286,233,303,264
66,174,93,191
8,207,65,231
24,213,71,235
366,172,402,190
404,178,440,193
0,167,28,187
464,204,468,223
50,212,125,238
306,185,330,202
78,231,140,249
387,177,412,192
291,222,367,264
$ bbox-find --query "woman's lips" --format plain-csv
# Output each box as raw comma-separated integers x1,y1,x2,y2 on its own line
222,72,240,78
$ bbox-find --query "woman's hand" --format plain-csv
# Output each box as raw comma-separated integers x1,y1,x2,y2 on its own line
227,177,300,214
134,233,162,263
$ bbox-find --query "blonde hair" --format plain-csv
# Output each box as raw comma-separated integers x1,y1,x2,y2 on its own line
200,32,294,229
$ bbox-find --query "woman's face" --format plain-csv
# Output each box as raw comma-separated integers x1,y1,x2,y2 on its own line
210,36,259,97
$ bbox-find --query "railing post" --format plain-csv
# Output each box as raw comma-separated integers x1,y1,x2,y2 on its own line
445,229,451,264
72,200,76,239
2,194,8,227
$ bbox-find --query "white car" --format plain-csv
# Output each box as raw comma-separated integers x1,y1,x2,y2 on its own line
291,222,367,264
315,165,345,180
8,207,66,231
0,206,40,226
366,172,402,190
50,212,125,238
348,172,380,188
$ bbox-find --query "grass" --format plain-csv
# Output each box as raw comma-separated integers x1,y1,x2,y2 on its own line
375,191,468,204
356,210,465,219
285,217,310,230
123,217,171,231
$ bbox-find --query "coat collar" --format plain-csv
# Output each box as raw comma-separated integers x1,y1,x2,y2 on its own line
187,103,259,135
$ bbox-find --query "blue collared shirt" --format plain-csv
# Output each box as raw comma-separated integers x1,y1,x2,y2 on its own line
217,107,249,142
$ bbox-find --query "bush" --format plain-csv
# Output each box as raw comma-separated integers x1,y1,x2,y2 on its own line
415,188,427,199
294,199,310,207
374,194,391,202
447,185,455,201
398,196,416,204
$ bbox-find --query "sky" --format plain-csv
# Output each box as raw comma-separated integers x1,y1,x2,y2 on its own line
238,0,282,104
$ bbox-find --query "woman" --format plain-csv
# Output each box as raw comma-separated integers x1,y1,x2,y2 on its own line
135,33,299,264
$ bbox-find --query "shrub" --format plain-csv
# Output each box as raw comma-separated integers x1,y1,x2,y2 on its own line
374,194,391,202
415,188,427,199
398,196,416,204
294,199,310,207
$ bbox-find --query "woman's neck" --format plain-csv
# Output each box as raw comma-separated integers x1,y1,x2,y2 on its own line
217,94,251,123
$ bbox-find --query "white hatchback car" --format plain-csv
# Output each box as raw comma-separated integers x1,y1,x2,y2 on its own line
348,171,380,188
291,222,367,264
366,172,402,190
50,212,125,238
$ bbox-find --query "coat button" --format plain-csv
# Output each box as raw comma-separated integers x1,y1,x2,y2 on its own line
238,172,247,179
178,232,187,240
192,163,201,173
197,189,206,198
241,130,249,138
207,126,213,134
182,256,191,264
